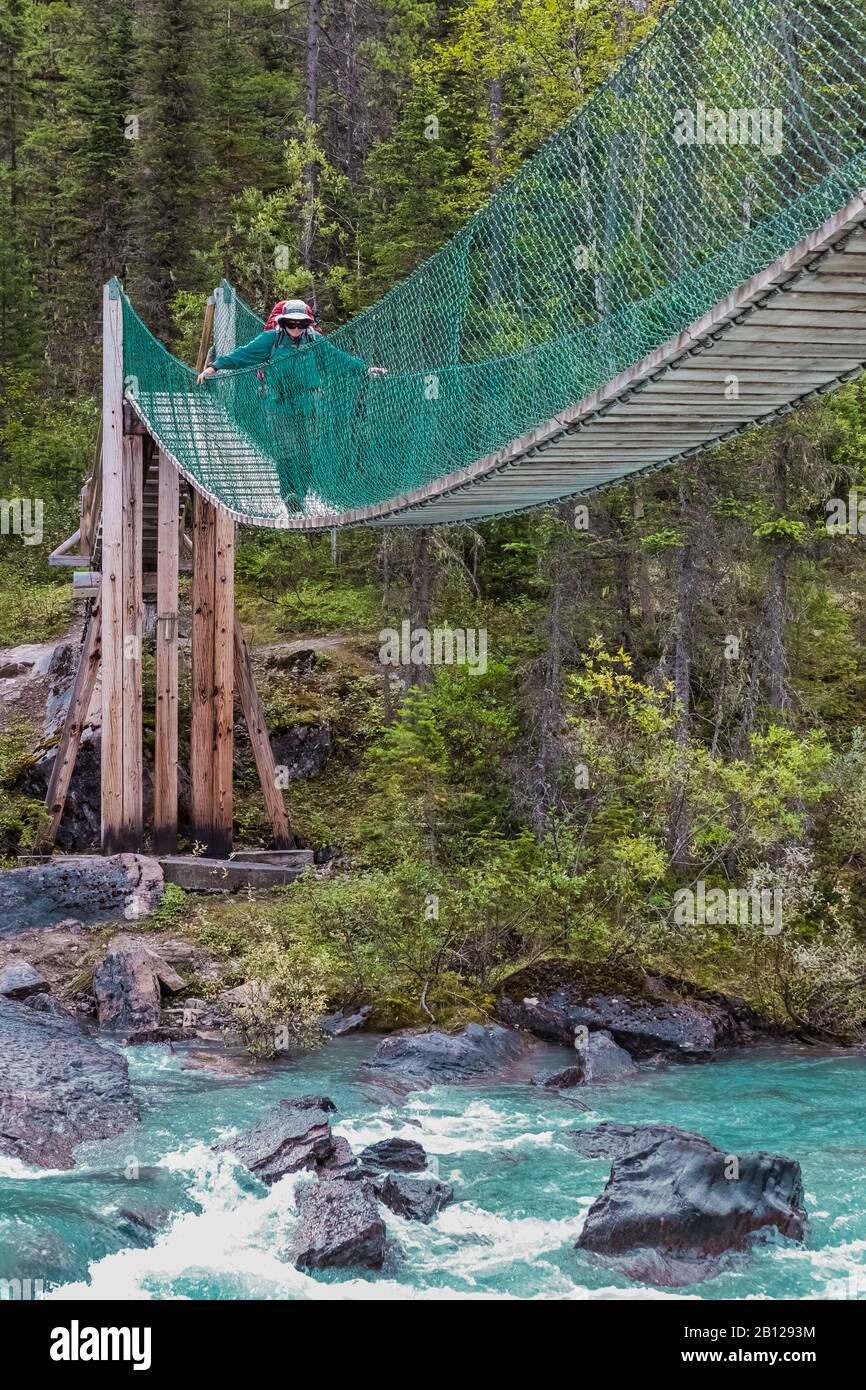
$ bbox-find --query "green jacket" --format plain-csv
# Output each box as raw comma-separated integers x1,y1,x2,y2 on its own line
212,329,366,416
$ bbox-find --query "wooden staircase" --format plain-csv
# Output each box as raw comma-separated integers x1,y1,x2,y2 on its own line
142,447,190,596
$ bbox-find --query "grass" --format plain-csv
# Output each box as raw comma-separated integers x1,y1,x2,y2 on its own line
0,570,72,648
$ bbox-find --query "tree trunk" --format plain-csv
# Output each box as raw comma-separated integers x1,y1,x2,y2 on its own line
518,512,572,836
666,485,696,868
488,76,503,172
408,528,434,688
301,0,320,275
343,0,359,175
735,442,792,755
765,443,791,712
632,485,656,628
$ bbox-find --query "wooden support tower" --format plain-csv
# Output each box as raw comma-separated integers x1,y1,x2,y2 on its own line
42,283,293,860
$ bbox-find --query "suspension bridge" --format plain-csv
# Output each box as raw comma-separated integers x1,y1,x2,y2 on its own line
45,0,866,861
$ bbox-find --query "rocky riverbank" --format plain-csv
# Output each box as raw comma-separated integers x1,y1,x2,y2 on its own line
0,849,852,1295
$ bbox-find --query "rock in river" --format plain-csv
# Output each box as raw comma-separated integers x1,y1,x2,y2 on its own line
0,994,138,1169
290,1179,386,1271
569,1121,706,1159
378,1174,454,1224
576,1127,807,1286
500,988,737,1060
221,1096,337,1184
93,936,185,1035
368,1022,526,1087
357,1137,428,1173
532,1031,637,1087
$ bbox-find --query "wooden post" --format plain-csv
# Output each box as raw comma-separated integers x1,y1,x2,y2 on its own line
121,432,144,846
101,280,143,852
154,450,180,853
38,593,102,850
101,281,126,853
233,619,293,848
190,494,234,856
190,493,215,851
212,507,234,856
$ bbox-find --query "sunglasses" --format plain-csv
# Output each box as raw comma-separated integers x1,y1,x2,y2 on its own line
278,319,309,330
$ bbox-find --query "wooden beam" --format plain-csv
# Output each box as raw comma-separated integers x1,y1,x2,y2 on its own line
190,496,234,856
121,432,144,846
101,282,125,853
154,450,180,853
233,619,293,848
186,294,232,854
212,508,234,858
37,595,102,850
190,492,216,852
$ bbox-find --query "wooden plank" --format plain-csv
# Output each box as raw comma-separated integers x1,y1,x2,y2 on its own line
37,595,102,850
212,508,235,858
121,432,144,846
160,856,306,892
789,277,866,295
695,344,864,360
233,619,293,848
101,282,125,854
190,492,216,852
662,367,852,382
813,252,866,274
751,309,866,330
154,450,180,854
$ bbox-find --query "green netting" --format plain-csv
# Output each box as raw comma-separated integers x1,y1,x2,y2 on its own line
120,0,866,527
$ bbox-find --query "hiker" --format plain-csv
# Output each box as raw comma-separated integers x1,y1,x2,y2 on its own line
197,298,386,507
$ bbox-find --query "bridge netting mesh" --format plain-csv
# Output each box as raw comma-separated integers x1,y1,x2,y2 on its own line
120,0,866,526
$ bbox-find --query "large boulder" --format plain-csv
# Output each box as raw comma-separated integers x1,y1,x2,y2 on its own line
270,725,331,781
499,988,737,1060
220,1096,337,1184
24,732,102,852
357,1138,428,1173
290,1179,386,1271
576,1128,807,1286
0,959,49,1000
0,854,163,938
93,936,184,1035
532,1031,637,1088
0,994,138,1168
379,1174,453,1224
368,1023,526,1087
569,1121,706,1159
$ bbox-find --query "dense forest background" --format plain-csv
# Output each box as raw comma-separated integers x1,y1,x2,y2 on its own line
1,0,866,1041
